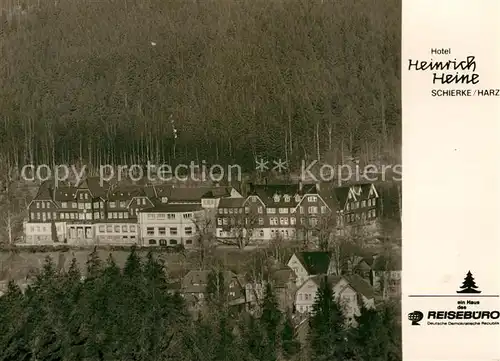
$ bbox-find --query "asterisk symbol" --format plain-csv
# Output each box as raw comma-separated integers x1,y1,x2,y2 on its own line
255,158,269,172
272,159,287,172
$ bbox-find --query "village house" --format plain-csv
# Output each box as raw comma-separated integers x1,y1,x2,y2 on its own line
287,251,335,287
293,274,375,324
179,270,248,315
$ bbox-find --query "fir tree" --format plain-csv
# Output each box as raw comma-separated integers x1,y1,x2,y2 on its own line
351,306,387,361
260,282,282,360
308,276,348,361
281,312,301,360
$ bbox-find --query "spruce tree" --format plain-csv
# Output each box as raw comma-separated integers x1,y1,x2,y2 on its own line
260,282,282,359
352,306,388,361
281,312,301,360
308,276,347,361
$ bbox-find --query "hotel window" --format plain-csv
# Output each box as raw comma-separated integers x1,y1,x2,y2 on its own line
223,218,228,225
258,218,264,225
270,217,278,226
307,196,317,202
185,227,193,235
259,229,264,237
94,212,100,219
218,208,223,214
170,227,178,235
309,218,318,226
361,200,366,207
85,213,92,220
267,208,276,214
36,202,40,208
109,202,116,208
251,196,256,202
290,217,296,225
93,202,99,208
123,212,128,219
284,195,291,202
84,193,89,200
78,203,84,210
99,225,105,232
47,212,51,220
130,225,136,232
119,201,126,208
41,202,45,209
217,218,222,225
47,202,51,208
100,202,104,208
280,217,289,226
308,206,318,214
321,206,327,214
229,208,233,214
142,199,146,205
147,214,155,220
122,225,128,232
85,203,91,210
106,225,112,233
146,227,154,236
60,213,65,220
167,213,175,220
35,226,40,232
118,212,123,219
258,207,263,214
245,207,250,213
278,208,288,214
42,213,46,221
346,203,350,211
183,213,192,219
157,213,166,220
72,202,77,208
161,197,168,203
61,202,67,208
158,227,166,235
299,206,304,214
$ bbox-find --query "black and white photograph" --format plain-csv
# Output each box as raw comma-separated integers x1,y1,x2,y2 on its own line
0,0,401,360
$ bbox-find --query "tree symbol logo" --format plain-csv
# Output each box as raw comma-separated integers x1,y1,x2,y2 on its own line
456,271,481,294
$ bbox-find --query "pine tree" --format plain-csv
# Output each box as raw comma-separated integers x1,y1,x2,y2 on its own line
457,271,481,293
281,312,301,360
260,282,282,359
308,276,348,361
351,306,387,361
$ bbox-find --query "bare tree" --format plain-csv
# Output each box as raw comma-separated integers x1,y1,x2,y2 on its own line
193,210,216,269
217,209,259,250
0,156,24,245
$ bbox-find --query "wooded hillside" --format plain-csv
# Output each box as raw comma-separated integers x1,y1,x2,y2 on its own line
0,0,400,171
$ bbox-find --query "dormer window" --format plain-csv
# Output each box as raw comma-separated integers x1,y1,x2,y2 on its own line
294,194,301,202
161,197,168,203
284,195,291,202
273,194,280,202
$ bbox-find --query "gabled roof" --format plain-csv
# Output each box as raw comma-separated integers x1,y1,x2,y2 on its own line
247,184,305,207
309,274,374,299
271,267,296,288
218,197,245,208
107,185,146,202
54,186,78,202
296,251,331,275
181,270,241,293
167,186,232,203
76,177,109,198
343,274,375,299
139,204,203,213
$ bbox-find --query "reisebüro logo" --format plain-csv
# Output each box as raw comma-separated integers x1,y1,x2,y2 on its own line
408,270,500,327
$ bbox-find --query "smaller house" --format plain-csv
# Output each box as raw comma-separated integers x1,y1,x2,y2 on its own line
270,267,297,312
351,252,402,299
287,251,333,287
180,270,247,314
294,274,375,325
